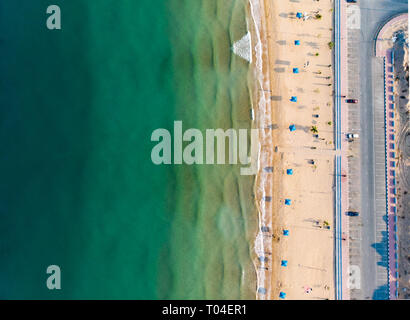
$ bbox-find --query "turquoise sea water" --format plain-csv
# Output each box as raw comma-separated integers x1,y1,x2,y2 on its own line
0,0,256,299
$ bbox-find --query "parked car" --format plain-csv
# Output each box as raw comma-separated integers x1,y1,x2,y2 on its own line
346,0,357,3
346,99,358,103
346,133,359,140
346,211,359,216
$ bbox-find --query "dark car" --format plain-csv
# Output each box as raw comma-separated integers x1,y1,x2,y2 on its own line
346,0,357,3
346,211,359,216
346,99,358,103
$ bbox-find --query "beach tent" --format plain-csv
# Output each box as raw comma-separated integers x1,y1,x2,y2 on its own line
296,12,303,19
259,256,268,263
281,260,288,267
285,199,291,205
290,96,297,102
283,229,289,236
286,169,293,175
258,287,267,294
293,68,299,74
279,292,287,299
294,40,300,45
289,124,296,132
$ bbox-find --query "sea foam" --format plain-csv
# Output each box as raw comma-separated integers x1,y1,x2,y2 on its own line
249,0,274,300
233,32,252,63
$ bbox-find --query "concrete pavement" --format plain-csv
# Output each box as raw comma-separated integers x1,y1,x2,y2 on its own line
346,0,407,300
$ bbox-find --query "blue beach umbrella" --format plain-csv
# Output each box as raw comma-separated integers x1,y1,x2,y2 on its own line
281,260,288,267
294,40,300,45
286,169,293,175
296,12,303,19
283,229,289,236
289,124,296,132
293,68,299,74
279,292,287,299
290,96,297,102
285,199,291,205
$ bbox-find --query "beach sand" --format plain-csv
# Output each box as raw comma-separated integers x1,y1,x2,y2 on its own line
252,0,336,299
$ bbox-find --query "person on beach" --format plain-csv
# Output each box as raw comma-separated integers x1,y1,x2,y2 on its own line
305,287,312,294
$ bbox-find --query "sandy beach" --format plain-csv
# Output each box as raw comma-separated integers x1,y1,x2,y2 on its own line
252,0,336,299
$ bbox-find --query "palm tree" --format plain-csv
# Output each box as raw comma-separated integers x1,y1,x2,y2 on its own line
310,126,318,133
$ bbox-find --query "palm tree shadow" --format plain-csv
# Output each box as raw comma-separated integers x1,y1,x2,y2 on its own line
370,214,390,300
370,230,389,269
372,284,389,300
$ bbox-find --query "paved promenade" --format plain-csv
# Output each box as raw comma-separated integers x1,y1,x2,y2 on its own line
334,0,350,300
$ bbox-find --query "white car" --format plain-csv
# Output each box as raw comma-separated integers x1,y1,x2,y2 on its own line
346,133,359,140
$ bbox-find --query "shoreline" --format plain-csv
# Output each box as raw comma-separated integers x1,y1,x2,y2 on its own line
247,0,275,300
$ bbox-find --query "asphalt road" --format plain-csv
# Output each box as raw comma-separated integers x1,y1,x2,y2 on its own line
356,0,407,300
